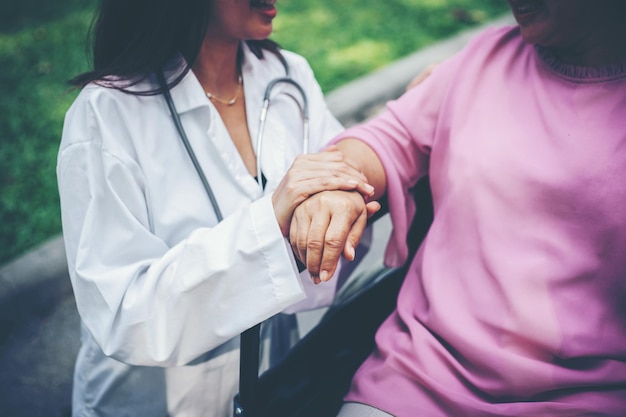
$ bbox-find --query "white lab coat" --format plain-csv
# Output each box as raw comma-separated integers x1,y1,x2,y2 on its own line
57,44,344,417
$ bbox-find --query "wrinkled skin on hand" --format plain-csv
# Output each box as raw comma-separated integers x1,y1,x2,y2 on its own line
289,189,380,284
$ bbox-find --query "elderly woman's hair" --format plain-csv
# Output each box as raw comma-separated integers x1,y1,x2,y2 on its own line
70,0,281,94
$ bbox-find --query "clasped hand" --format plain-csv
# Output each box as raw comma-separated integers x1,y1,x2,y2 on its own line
272,146,380,285
291,189,380,284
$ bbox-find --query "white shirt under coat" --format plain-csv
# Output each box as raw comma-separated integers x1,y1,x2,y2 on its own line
57,44,344,417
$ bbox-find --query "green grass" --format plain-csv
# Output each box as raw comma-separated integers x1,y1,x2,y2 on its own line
0,3,97,266
0,0,510,266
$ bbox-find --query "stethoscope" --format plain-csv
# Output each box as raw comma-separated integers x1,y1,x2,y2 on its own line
255,58,309,185
158,61,310,400
157,56,310,219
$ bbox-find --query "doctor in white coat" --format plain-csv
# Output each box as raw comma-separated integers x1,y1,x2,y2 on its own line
57,0,377,416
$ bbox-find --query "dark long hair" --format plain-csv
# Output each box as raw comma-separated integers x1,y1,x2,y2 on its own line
70,0,281,95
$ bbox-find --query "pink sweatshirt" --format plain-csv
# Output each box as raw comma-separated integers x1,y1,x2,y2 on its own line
333,26,626,416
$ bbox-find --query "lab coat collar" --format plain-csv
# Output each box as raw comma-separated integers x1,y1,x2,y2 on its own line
163,63,210,116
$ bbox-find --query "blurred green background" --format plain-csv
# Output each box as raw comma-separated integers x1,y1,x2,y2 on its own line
0,0,509,266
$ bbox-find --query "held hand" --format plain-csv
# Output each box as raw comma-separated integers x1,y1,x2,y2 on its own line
272,146,375,236
289,190,381,284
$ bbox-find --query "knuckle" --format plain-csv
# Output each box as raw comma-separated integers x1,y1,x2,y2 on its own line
296,236,307,251
324,235,344,250
320,177,333,187
307,238,324,251
285,183,298,195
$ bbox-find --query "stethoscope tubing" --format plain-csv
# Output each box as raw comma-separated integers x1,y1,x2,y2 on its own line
158,70,225,221
159,64,309,414
255,77,309,186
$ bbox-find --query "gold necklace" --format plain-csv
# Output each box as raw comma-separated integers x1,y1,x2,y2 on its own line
205,76,243,106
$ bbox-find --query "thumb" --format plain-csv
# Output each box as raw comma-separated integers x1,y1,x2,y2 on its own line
365,201,381,218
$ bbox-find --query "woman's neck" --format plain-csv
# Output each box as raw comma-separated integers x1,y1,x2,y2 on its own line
192,39,241,97
554,36,626,68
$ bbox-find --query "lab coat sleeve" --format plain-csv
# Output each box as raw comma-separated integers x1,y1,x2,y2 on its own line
57,96,310,367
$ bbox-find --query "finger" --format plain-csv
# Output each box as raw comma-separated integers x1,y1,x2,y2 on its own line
343,201,381,259
290,208,308,267
305,208,332,281
343,208,369,261
284,152,375,201
291,177,374,206
290,164,370,190
278,158,374,201
290,207,324,285
292,151,369,183
365,201,382,218
318,209,357,281
289,215,304,264
310,176,374,198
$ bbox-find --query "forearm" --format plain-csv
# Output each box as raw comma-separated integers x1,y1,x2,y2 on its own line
335,138,387,201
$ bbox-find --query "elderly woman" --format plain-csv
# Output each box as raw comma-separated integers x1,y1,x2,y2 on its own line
290,1,626,416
